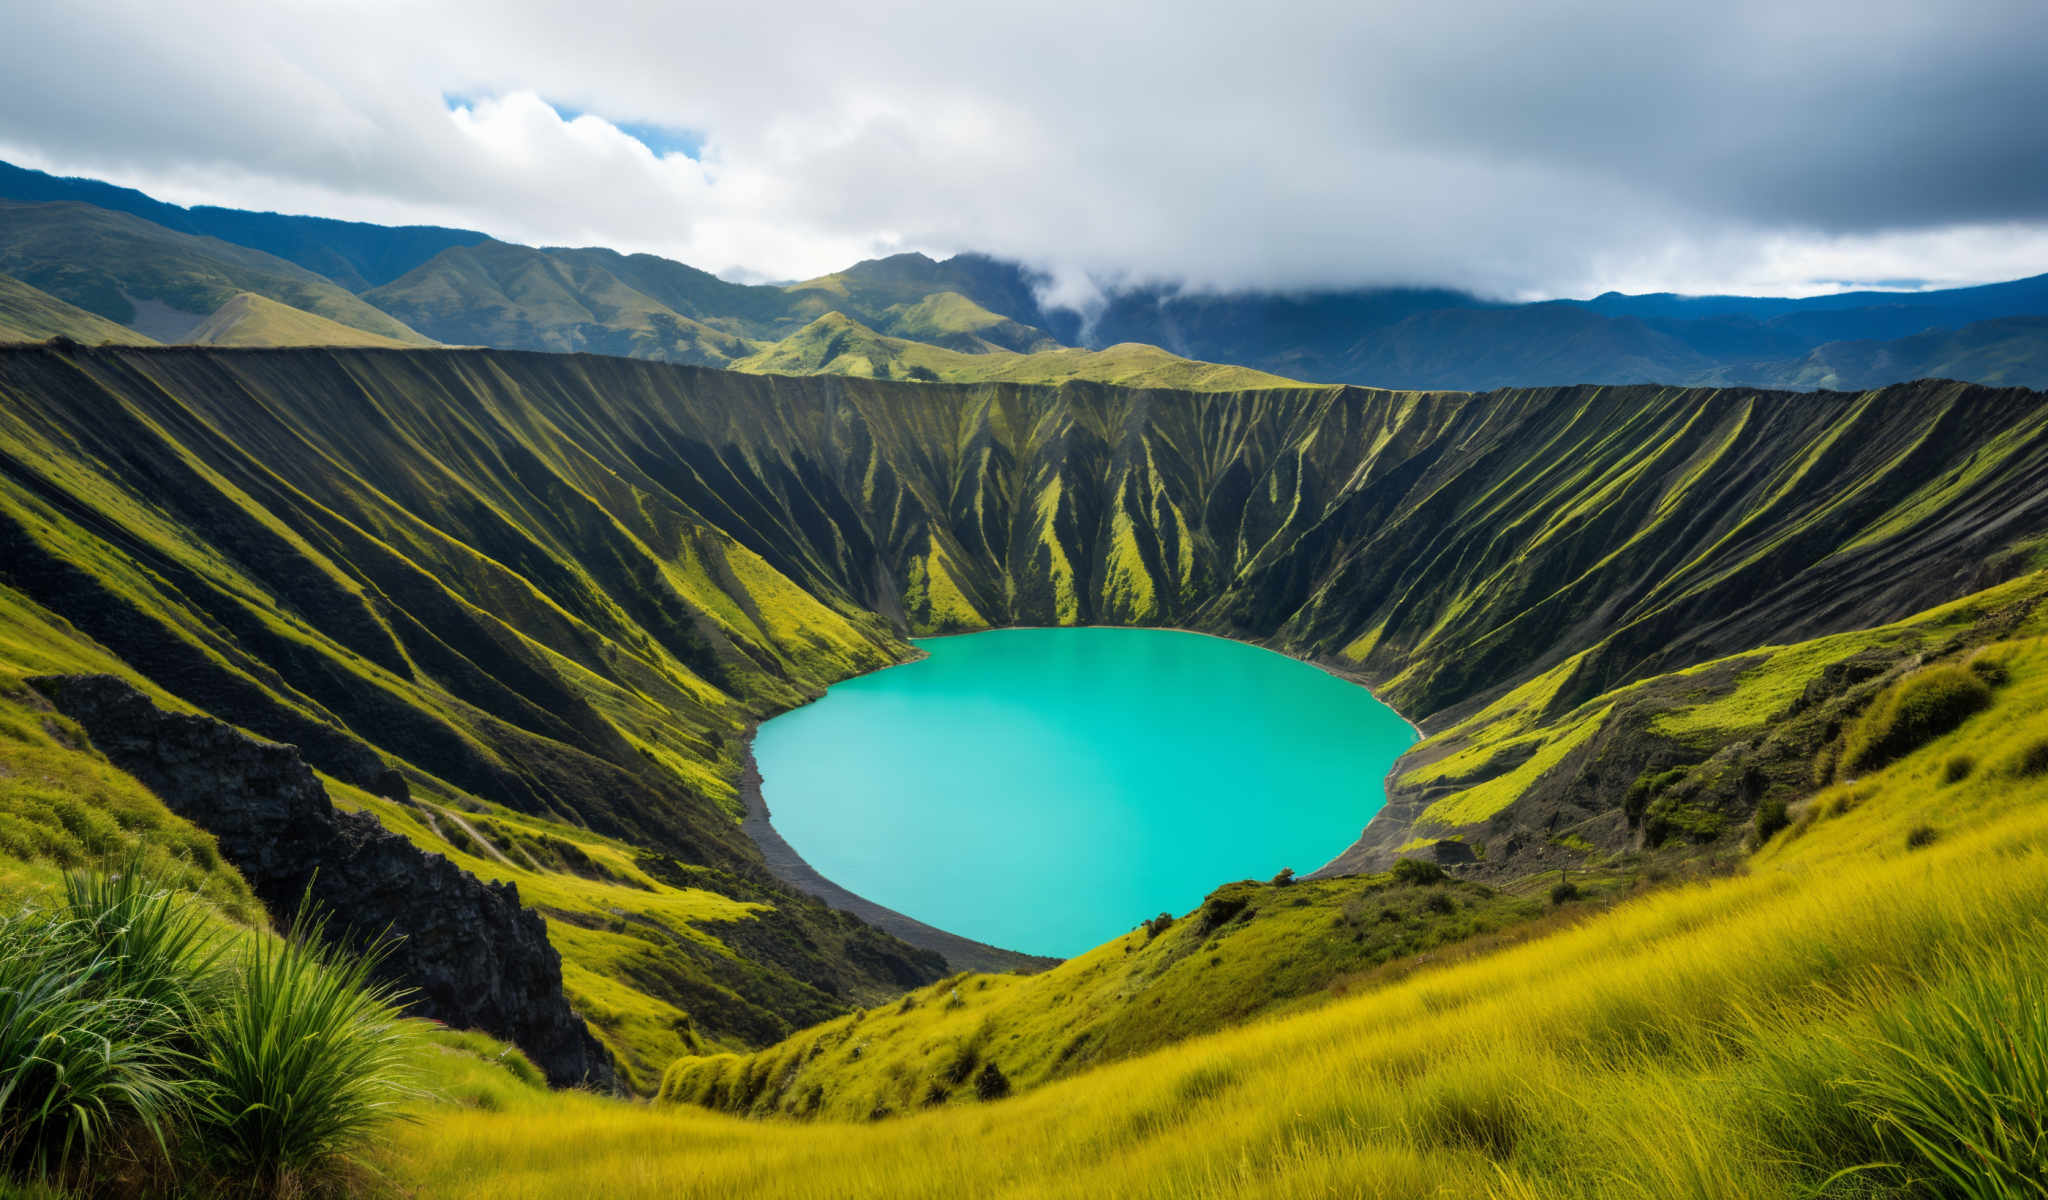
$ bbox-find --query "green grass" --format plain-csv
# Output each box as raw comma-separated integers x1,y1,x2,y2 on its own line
186,908,420,1191
184,292,423,349
0,903,182,1182
658,870,1545,1120
1841,662,1995,776
0,272,156,346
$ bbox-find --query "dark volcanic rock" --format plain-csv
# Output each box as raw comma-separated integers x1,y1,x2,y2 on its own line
30,673,617,1091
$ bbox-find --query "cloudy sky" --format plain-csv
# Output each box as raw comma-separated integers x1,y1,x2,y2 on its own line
3,0,2045,299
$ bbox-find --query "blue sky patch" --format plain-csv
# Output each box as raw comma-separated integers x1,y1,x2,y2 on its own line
442,93,703,160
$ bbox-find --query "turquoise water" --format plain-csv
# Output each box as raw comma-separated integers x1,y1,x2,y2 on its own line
754,628,1417,958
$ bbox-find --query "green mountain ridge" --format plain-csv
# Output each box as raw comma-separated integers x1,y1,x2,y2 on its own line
0,201,433,345
9,160,2048,392
734,311,1298,389
1710,314,2048,390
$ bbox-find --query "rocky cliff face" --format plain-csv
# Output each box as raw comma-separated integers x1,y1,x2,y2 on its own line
30,673,617,1091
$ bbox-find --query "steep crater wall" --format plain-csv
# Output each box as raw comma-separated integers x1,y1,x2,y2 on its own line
5,345,2048,1004
30,673,618,1090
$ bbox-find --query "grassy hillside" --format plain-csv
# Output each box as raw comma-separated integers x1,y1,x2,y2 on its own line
185,292,425,348
782,252,1067,337
395,595,2048,1198
0,201,433,344
0,158,490,290
734,311,1298,388
661,867,1544,1121
0,271,158,346
362,241,762,364
0,588,255,916
876,291,1060,353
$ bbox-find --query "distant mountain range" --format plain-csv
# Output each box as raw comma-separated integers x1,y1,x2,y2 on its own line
2,159,2046,391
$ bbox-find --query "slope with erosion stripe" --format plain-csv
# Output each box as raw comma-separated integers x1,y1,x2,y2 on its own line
0,345,960,1083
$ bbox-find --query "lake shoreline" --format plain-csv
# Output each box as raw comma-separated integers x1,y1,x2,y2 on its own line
737,723,1062,975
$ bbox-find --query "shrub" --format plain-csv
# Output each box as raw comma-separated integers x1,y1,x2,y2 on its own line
940,1039,980,1087
1424,892,1457,915
1839,666,1992,777
1391,858,1445,886
1967,655,2010,688
1943,754,1976,784
1199,893,1250,931
1270,867,1295,887
1751,795,1791,848
1905,825,1940,851
185,910,419,1189
973,1062,1011,1102
2009,738,2048,778
1142,913,1174,939
1626,766,1690,822
1549,879,1581,906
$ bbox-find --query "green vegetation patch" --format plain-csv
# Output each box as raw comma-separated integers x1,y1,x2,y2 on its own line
659,868,1541,1121
0,866,418,1194
1840,664,1994,777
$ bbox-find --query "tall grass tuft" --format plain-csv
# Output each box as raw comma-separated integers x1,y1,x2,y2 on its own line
0,908,179,1182
186,909,419,1191
1747,941,2048,1199
1840,950,2048,1197
62,860,223,1036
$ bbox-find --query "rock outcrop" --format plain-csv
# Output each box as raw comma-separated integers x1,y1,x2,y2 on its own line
30,673,617,1091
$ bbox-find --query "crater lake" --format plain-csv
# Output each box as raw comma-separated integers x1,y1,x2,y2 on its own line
753,627,1419,957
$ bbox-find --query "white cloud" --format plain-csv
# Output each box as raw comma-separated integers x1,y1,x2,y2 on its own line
0,0,2044,296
